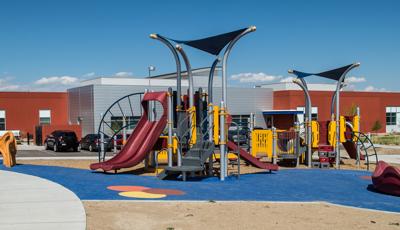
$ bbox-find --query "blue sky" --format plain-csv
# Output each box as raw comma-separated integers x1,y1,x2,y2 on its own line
0,0,399,91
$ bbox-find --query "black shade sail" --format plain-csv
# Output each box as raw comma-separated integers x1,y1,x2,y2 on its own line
292,64,355,81
159,28,247,55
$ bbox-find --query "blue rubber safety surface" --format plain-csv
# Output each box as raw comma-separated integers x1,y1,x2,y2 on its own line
1,162,399,212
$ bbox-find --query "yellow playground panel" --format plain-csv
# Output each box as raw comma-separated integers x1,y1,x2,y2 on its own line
352,115,360,141
155,136,178,162
311,121,320,148
0,131,17,167
213,105,219,145
251,129,273,158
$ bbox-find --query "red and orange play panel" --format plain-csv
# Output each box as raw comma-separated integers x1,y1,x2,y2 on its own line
107,185,185,199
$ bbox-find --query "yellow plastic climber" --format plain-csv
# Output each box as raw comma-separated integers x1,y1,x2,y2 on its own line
0,131,17,167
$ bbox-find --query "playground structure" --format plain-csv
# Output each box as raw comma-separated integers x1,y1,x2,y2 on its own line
288,64,378,169
0,131,17,167
90,26,280,181
89,27,380,182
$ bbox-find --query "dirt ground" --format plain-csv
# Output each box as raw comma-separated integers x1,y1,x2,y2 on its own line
83,201,400,230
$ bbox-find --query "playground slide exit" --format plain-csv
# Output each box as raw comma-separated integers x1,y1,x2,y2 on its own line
90,92,168,172
227,140,278,171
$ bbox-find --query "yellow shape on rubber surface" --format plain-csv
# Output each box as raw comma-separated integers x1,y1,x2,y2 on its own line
119,191,166,199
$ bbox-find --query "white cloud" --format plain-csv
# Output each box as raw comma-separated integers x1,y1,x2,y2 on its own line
231,72,282,83
364,85,387,92
0,84,21,91
280,76,295,83
114,72,133,77
345,76,366,83
0,77,21,91
35,76,79,85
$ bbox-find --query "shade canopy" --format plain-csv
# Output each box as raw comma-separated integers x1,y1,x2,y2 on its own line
292,64,355,81
158,28,247,55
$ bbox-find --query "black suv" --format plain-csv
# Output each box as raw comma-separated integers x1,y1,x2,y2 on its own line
45,130,80,152
80,134,113,152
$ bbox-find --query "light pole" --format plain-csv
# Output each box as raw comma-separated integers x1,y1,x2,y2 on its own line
148,65,156,77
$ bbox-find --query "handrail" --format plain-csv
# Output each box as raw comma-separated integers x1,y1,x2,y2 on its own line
351,131,378,171
228,121,241,179
96,92,145,162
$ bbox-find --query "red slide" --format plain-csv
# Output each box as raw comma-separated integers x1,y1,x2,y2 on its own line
90,92,168,172
343,124,365,160
227,141,278,171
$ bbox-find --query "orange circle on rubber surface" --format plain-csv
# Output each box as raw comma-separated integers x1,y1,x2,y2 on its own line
107,186,149,192
119,191,166,199
143,188,185,195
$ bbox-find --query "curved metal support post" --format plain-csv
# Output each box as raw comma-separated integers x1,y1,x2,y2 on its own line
208,58,220,104
335,62,360,169
291,77,312,167
330,82,347,116
221,26,256,108
176,45,195,143
175,45,194,109
149,34,182,110
167,87,174,167
208,58,220,143
299,78,309,123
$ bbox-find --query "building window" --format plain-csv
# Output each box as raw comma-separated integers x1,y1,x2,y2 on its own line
231,115,250,128
0,110,5,130
386,107,400,126
110,116,141,131
39,110,51,125
297,107,318,121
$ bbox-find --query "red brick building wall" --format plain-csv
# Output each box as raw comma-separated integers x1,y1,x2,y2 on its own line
274,90,400,133
0,92,80,140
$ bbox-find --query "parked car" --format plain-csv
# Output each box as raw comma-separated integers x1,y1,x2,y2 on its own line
116,133,131,149
45,130,79,152
80,134,113,152
228,126,249,144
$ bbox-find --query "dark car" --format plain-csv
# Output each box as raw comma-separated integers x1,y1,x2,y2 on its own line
228,126,249,144
115,133,130,149
45,130,79,152
80,134,113,152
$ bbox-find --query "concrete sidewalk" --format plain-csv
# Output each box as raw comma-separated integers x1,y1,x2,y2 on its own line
0,170,86,230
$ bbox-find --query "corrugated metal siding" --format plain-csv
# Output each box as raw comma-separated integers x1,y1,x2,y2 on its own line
67,85,95,136
69,84,273,135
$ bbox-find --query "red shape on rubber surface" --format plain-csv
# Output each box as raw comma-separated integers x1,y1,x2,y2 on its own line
107,185,150,192
143,188,186,195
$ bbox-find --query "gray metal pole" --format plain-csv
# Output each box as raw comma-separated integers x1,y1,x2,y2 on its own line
272,127,277,165
100,113,105,161
330,82,346,116
176,45,195,142
299,78,309,123
167,87,173,167
208,58,220,105
149,34,182,112
221,26,256,108
219,101,226,181
292,78,312,167
356,107,360,168
208,58,219,143
335,63,360,169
